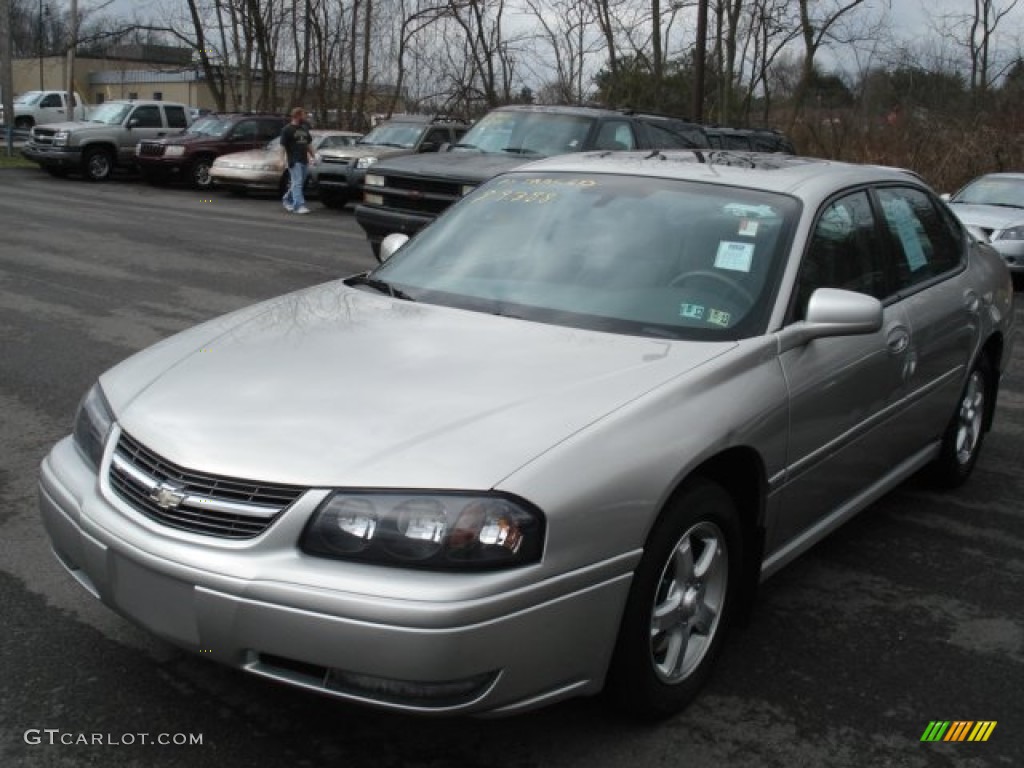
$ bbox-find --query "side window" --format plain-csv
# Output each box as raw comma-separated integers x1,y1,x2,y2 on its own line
643,120,708,149
594,120,636,150
423,128,448,149
794,191,888,319
876,187,963,290
130,106,162,128
258,120,282,140
232,120,259,140
164,106,187,128
40,94,62,108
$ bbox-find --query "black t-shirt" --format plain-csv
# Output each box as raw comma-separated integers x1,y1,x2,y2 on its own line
281,122,313,166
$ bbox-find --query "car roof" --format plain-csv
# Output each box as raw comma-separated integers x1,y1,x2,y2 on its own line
508,150,924,197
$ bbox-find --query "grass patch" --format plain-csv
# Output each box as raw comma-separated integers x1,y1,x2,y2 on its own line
0,153,32,169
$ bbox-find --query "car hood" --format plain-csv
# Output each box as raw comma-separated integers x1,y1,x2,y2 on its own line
102,281,733,490
374,152,532,185
948,202,1024,230
319,145,410,162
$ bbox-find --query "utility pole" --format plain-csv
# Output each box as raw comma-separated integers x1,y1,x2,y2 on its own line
693,0,708,122
66,0,77,116
1,0,14,155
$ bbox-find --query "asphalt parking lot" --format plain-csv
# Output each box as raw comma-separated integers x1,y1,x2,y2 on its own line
1,167,1022,767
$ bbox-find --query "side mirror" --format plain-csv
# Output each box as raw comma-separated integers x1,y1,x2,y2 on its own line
127,118,139,129
777,288,883,353
379,233,409,263
418,141,439,153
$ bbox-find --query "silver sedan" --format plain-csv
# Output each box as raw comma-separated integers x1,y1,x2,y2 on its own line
39,151,1015,719
946,171,1024,272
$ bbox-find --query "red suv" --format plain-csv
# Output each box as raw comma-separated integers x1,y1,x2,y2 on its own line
136,113,288,189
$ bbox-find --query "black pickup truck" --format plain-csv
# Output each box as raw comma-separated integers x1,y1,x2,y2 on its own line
354,105,713,257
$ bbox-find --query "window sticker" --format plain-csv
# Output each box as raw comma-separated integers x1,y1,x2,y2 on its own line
714,241,755,272
724,203,776,218
882,197,928,272
680,303,706,320
738,219,759,237
707,308,732,327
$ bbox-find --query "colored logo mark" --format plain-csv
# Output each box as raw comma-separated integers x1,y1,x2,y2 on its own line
920,721,997,742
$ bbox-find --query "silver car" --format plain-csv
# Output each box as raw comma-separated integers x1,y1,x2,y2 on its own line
946,172,1024,272
39,151,1015,719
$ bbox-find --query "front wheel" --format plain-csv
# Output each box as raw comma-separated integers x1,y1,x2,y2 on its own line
15,116,34,130
82,147,114,181
189,158,214,189
605,478,741,720
320,191,349,209
927,355,993,487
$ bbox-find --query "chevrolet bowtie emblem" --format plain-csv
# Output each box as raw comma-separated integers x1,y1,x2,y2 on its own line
150,482,187,510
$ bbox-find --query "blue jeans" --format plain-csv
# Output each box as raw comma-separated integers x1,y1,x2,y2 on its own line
283,162,308,209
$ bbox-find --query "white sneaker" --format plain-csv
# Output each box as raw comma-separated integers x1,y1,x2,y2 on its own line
282,201,294,212
294,206,311,214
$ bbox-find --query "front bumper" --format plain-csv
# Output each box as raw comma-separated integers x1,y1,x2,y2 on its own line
38,434,631,716
354,203,436,247
210,167,281,192
22,144,82,168
316,166,366,193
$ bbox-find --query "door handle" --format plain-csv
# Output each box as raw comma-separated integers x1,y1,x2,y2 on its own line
886,325,910,355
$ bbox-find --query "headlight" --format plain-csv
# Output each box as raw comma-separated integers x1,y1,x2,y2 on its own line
363,193,383,205
302,491,544,570
53,130,70,147
165,145,186,157
364,173,385,187
996,226,1024,241
72,383,114,471
260,162,279,170
461,184,476,196
355,156,378,169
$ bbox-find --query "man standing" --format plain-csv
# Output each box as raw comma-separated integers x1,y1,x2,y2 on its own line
281,107,315,214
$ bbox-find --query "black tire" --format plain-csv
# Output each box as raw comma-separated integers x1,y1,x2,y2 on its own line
82,147,114,181
321,191,349,209
927,354,994,488
605,477,741,720
14,116,34,130
189,157,214,189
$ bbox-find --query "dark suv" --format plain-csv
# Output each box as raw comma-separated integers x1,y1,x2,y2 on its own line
136,113,288,188
315,114,470,209
354,105,709,255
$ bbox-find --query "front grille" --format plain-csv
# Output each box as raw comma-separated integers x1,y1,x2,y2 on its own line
379,174,461,215
31,127,55,146
138,142,166,158
319,157,351,166
108,432,305,539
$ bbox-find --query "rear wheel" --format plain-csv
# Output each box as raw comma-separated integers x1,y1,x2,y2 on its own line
605,477,741,720
82,147,114,181
928,354,993,487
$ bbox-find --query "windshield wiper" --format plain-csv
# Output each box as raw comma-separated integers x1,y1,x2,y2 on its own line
346,275,415,301
502,147,542,155
452,142,481,150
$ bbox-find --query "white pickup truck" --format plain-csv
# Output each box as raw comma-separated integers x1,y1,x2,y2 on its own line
1,90,89,129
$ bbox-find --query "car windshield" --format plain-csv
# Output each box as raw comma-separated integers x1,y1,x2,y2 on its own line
358,122,424,148
318,134,358,150
370,172,798,340
89,103,133,125
456,111,595,156
951,176,1024,209
15,91,44,105
185,117,232,137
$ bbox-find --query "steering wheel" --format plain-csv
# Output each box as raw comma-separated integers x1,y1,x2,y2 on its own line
669,269,755,306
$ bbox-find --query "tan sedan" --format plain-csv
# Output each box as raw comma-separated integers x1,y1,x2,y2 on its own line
210,129,362,195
